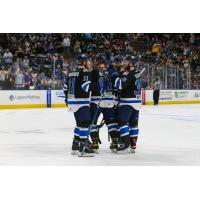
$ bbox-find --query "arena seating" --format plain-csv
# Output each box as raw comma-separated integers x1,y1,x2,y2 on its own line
0,33,199,90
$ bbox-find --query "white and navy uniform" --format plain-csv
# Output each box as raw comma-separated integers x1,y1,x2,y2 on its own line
89,66,118,139
115,68,142,139
63,67,92,139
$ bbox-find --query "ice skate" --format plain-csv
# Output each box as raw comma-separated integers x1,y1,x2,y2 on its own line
91,139,100,153
129,137,138,154
90,132,100,154
117,135,130,153
110,138,118,153
71,138,80,155
78,139,95,157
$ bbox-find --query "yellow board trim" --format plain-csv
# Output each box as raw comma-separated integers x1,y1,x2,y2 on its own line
0,104,47,109
0,103,66,109
51,104,67,108
145,100,200,105
0,101,199,109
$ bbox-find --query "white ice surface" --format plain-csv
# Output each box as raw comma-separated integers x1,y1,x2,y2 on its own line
0,105,200,165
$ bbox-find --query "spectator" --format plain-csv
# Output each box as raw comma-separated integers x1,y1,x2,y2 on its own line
24,40,31,53
62,36,70,53
48,42,55,55
15,70,24,89
44,55,53,69
24,71,32,89
15,47,24,66
36,72,48,89
55,64,62,80
55,55,64,69
3,49,13,65
0,33,199,90
22,56,30,69
5,68,15,89
0,66,7,89
152,44,160,55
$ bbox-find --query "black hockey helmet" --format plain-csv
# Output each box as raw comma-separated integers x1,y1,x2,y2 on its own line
76,54,87,66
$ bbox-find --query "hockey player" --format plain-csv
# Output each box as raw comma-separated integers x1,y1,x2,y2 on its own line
89,59,119,152
115,58,143,152
63,57,95,157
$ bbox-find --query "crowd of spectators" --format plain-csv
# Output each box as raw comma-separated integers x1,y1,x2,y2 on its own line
0,33,200,90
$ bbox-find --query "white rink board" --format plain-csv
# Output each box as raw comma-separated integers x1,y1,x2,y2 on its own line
0,90,200,109
51,90,66,107
0,90,47,108
145,90,200,104
0,90,66,109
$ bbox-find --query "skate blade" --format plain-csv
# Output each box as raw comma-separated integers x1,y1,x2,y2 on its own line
93,149,100,154
71,150,79,155
78,152,95,157
117,147,135,154
128,148,136,154
111,149,118,154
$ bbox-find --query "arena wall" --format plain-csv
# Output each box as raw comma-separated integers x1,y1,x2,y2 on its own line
0,90,47,109
51,90,66,108
144,90,200,105
0,90,200,109
0,90,66,109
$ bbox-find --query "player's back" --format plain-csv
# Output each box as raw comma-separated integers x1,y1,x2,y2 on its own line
68,68,91,99
120,69,137,98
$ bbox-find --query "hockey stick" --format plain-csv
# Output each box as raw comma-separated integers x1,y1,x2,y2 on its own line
135,67,146,78
140,67,146,75
96,118,105,144
96,118,105,129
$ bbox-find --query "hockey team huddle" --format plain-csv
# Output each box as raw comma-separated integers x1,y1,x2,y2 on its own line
63,55,144,157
